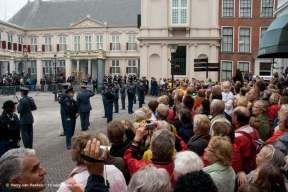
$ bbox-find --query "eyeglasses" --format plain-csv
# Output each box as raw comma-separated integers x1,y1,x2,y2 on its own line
205,147,215,153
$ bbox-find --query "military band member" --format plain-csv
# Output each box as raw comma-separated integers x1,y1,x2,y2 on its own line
120,81,127,110
138,81,146,108
106,83,115,123
113,81,119,113
127,82,135,114
58,83,69,136
101,82,108,118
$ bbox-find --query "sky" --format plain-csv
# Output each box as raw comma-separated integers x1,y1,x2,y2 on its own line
0,0,33,21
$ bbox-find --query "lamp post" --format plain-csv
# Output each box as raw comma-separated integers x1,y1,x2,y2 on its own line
168,41,178,88
51,55,58,101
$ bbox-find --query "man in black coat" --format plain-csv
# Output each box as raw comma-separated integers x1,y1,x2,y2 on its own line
92,77,98,93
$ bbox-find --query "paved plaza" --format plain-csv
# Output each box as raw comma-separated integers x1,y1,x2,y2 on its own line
0,91,154,192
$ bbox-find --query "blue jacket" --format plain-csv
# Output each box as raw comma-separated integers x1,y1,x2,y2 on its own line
120,85,126,97
17,96,35,125
178,122,194,143
113,85,119,99
58,92,68,113
76,90,95,113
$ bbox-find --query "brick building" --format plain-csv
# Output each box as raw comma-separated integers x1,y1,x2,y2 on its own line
219,0,277,80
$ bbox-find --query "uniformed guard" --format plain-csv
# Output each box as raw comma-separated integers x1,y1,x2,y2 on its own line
120,81,127,110
63,88,78,149
138,81,146,108
113,81,119,113
106,83,115,123
76,85,95,131
82,80,88,86
57,83,69,136
127,82,135,114
133,80,138,104
101,82,108,118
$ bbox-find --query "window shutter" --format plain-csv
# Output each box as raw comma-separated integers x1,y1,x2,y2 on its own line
28,67,31,74
126,42,128,50
27,45,31,52
23,45,26,50
57,44,60,52
2,41,6,49
110,67,112,74
42,44,45,52
18,44,22,51
126,67,128,74
110,43,112,50
13,43,17,51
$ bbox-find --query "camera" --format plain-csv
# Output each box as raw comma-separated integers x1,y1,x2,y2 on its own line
145,120,156,130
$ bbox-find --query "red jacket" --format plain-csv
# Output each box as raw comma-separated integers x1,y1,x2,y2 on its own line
123,147,176,186
268,104,279,128
266,129,284,144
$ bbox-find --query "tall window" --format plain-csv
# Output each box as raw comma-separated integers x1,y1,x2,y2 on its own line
261,0,274,17
96,35,103,50
7,34,13,50
74,36,80,51
128,35,137,50
259,63,272,76
44,60,52,74
221,61,232,80
238,62,249,74
59,60,65,72
260,27,268,44
59,37,66,51
171,0,187,24
31,38,37,52
31,61,36,74
222,27,233,52
240,0,252,17
239,28,250,53
45,37,52,52
223,0,234,17
18,36,23,44
128,60,137,73
112,35,120,50
111,60,120,73
85,35,91,50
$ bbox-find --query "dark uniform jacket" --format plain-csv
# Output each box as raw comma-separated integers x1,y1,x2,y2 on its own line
0,113,20,148
139,85,146,95
113,85,119,99
76,90,95,112
58,92,68,113
127,87,135,98
64,97,78,117
120,85,126,97
17,96,35,125
92,79,98,88
106,89,115,101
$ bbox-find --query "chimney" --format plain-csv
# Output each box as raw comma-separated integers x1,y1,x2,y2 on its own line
34,0,42,5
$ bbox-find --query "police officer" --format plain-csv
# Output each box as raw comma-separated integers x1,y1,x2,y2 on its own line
127,82,135,114
120,81,127,110
138,81,146,108
101,82,108,118
106,83,115,123
63,88,79,149
92,77,98,93
133,80,138,104
57,83,69,136
76,85,95,131
113,81,119,113
17,87,36,149
82,80,88,86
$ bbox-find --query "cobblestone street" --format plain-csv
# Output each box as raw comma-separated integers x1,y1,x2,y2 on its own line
0,91,153,192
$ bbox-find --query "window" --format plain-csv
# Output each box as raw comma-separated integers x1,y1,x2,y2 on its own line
260,27,268,39
18,36,23,44
74,36,80,51
223,0,234,17
59,37,66,51
222,27,233,52
31,61,36,74
44,60,52,74
111,60,120,73
238,62,249,74
59,60,65,72
240,0,252,17
112,35,120,50
96,35,103,50
239,28,250,53
45,37,52,52
85,35,91,50
261,0,274,17
259,62,272,76
30,38,37,52
7,34,13,50
128,60,137,73
171,0,187,24
128,35,137,50
221,61,232,80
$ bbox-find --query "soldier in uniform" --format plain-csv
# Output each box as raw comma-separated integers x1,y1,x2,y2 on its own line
113,81,119,113
138,81,146,108
63,88,79,149
82,80,88,86
142,77,149,104
101,82,108,118
106,83,115,123
92,77,98,93
133,80,138,104
17,87,36,149
120,81,127,110
76,85,95,131
127,82,135,114
57,83,69,136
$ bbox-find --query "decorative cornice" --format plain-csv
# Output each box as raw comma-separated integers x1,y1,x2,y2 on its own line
110,31,122,34
126,31,139,34
72,32,82,35
94,31,105,35
57,33,69,36
5,30,16,34
70,17,106,28
83,32,93,35
42,33,53,37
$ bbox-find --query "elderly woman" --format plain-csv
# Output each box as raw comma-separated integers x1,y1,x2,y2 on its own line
178,107,194,143
58,131,127,192
268,93,281,128
237,144,285,186
173,151,204,181
0,100,20,157
273,111,288,155
133,110,147,129
186,114,211,156
203,136,235,192
252,100,270,140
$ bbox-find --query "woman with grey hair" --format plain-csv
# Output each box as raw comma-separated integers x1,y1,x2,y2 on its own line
128,164,171,192
133,110,147,129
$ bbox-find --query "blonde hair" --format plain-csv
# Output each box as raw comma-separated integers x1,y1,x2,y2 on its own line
269,93,281,104
133,110,147,122
255,100,269,114
140,107,152,119
121,119,136,141
236,96,248,107
157,95,168,104
260,145,275,162
209,136,234,166
193,114,211,135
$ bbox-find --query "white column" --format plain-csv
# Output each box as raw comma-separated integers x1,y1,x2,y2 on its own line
65,56,71,78
77,60,79,71
88,59,91,76
189,44,196,79
210,44,217,81
162,44,168,78
36,58,42,85
140,44,148,77
9,57,15,73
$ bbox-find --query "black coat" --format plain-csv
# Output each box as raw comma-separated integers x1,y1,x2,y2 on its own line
187,133,211,156
178,122,194,143
0,113,20,148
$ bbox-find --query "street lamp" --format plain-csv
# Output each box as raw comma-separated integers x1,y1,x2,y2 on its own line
51,54,58,101
168,41,178,88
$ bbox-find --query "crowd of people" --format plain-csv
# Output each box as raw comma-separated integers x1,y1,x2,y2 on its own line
2,68,288,191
